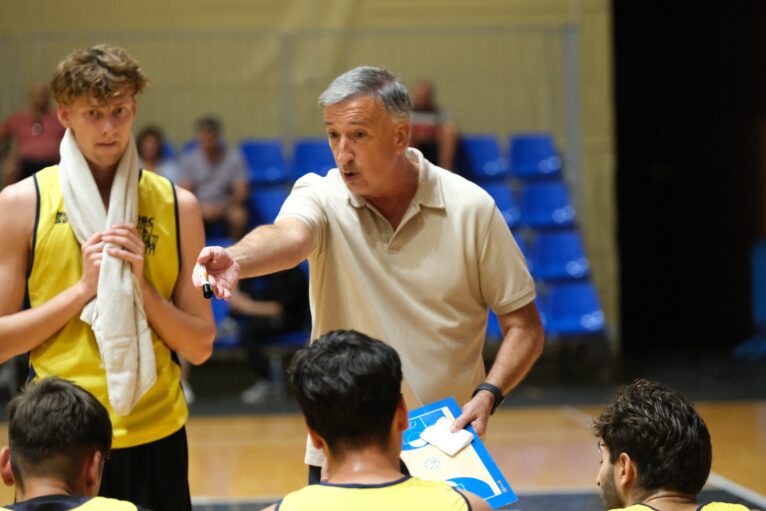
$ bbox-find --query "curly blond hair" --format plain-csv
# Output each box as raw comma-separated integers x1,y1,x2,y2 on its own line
50,43,148,105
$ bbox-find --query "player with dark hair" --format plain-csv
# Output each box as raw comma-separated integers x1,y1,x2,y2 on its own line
262,330,490,511
0,377,147,510
593,379,750,511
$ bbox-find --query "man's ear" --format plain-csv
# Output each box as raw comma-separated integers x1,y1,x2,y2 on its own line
616,451,638,491
0,447,15,487
83,451,103,497
57,103,71,129
394,120,411,153
306,424,326,451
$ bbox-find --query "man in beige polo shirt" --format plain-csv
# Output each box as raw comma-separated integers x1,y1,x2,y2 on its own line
195,66,544,479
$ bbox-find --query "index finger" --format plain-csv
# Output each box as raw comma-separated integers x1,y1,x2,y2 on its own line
196,246,217,265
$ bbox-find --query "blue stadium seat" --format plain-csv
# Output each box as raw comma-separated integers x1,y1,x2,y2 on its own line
249,186,289,226
211,298,240,348
519,181,575,228
239,139,289,186
544,281,605,336
205,236,234,248
479,182,520,228
509,133,562,180
161,141,176,160
458,135,508,180
292,138,336,179
529,230,589,281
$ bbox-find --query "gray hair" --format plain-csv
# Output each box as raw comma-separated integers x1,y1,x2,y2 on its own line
318,66,411,120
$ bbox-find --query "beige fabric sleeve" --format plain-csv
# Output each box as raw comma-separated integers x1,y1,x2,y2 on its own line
479,206,536,315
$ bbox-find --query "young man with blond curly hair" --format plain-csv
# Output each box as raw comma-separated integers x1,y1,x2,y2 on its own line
0,44,215,511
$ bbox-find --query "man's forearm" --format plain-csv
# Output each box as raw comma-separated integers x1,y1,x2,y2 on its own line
486,303,544,394
229,220,313,279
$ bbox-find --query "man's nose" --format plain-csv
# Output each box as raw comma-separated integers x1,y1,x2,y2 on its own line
335,136,354,165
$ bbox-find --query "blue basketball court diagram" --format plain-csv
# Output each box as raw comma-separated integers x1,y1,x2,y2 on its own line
401,397,517,509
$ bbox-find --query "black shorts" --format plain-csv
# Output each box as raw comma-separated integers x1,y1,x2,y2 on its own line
99,426,191,511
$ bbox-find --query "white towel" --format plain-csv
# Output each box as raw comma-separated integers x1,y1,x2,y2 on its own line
419,417,475,456
59,129,156,416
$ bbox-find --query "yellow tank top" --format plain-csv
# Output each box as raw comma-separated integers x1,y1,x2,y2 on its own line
276,476,470,511
27,165,187,449
1,495,140,510
617,503,751,511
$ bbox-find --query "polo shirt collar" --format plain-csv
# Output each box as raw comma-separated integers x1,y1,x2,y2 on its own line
345,147,446,210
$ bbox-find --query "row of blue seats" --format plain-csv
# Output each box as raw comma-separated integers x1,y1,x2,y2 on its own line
248,184,588,282
211,278,605,350
487,280,605,339
246,179,576,232
457,133,561,181
166,138,336,186
165,132,561,187
480,180,574,230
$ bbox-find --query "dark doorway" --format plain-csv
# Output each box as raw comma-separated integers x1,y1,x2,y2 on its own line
614,2,765,353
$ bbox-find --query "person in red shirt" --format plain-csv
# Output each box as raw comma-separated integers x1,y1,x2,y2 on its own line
410,80,458,171
1,83,66,186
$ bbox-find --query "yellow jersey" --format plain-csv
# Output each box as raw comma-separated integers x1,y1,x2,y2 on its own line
1,494,144,510
614,502,751,511
27,166,187,448
276,476,470,511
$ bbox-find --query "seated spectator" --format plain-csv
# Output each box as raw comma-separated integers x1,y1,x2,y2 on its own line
1,83,65,186
178,116,248,239
262,330,489,511
137,124,179,182
232,266,310,404
0,377,148,511
410,79,458,171
593,379,751,511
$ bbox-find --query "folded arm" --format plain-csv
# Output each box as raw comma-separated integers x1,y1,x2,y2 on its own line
0,180,101,362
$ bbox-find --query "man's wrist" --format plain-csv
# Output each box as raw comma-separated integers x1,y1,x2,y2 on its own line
472,383,505,415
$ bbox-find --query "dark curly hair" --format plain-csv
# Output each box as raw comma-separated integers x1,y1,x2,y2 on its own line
593,379,712,496
288,330,403,454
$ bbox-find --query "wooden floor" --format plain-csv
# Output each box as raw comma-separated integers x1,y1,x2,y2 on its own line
0,401,764,504
185,401,766,500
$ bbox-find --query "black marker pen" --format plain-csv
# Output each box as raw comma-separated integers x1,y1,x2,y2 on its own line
196,263,213,299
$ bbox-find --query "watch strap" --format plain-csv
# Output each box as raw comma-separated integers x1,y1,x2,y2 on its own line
472,382,505,415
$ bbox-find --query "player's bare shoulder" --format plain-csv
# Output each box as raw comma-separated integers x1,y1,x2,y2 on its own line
173,183,202,216
0,176,38,243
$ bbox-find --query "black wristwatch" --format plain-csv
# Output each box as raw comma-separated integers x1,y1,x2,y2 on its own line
472,383,505,415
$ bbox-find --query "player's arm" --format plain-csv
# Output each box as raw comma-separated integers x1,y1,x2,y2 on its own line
458,490,491,511
139,187,215,364
259,504,276,511
452,301,543,436
195,217,314,300
0,180,102,362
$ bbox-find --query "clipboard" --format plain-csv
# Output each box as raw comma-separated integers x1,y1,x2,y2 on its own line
401,397,517,509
